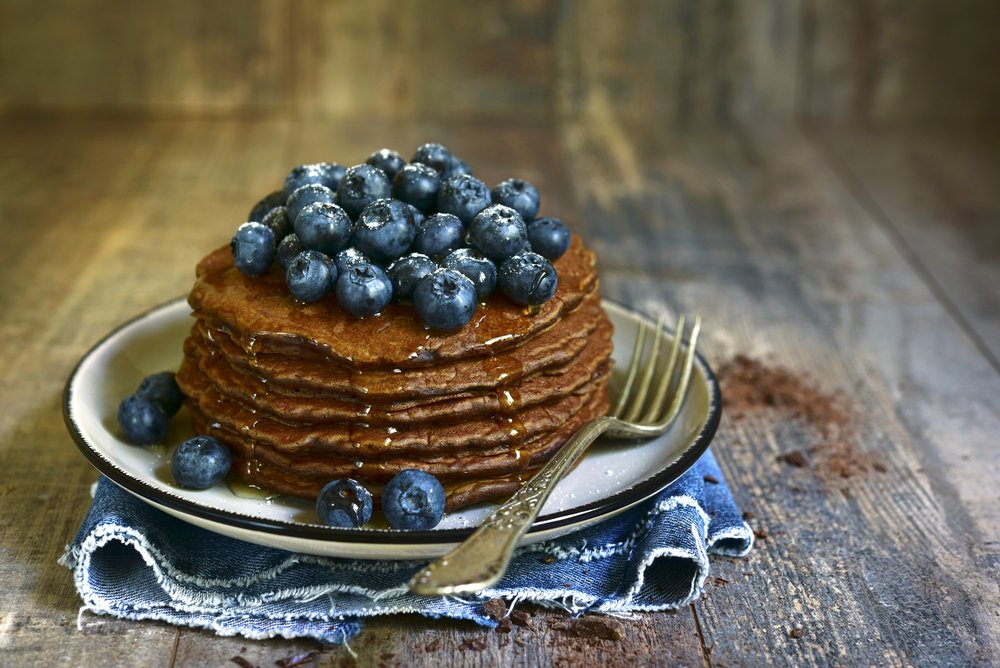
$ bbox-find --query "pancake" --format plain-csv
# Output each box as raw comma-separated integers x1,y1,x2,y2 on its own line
177,232,613,511
188,235,598,366
179,314,613,425
189,286,606,401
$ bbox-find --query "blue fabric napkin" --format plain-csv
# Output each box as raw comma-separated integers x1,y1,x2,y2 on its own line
61,450,752,644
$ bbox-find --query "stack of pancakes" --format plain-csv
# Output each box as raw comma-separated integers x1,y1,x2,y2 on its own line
176,236,612,511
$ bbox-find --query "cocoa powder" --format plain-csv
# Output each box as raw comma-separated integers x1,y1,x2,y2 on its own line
716,355,882,485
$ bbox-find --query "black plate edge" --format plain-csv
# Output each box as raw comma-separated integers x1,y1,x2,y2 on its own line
63,297,722,547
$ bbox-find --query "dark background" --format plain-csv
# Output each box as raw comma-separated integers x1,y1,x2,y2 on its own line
2,0,999,128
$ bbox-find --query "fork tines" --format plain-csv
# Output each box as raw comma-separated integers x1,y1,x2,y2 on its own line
613,314,702,427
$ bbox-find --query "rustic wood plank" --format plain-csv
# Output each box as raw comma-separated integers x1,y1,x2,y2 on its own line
812,127,1000,368
557,117,1000,664
0,0,292,115
803,0,1000,126
555,0,802,128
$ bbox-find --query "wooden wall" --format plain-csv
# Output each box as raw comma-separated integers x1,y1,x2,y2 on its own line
1,0,997,127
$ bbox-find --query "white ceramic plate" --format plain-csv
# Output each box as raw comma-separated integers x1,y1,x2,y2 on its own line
64,298,720,559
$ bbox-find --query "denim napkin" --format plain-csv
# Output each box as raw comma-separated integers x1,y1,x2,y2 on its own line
61,449,752,644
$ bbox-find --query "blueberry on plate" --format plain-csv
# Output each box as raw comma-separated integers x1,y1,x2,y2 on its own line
392,163,441,213
248,190,286,223
526,216,571,260
413,268,477,330
353,198,418,262
492,178,540,222
366,148,406,181
436,174,492,225
414,212,463,258
261,205,291,241
498,251,558,307
231,222,276,277
284,162,345,197
336,262,393,317
276,233,305,272
410,142,452,175
294,201,354,256
467,204,528,261
441,248,497,300
382,469,446,531
286,249,337,302
136,371,183,417
287,183,335,225
171,436,232,490
117,394,169,445
336,164,392,219
316,478,373,528
387,253,436,301
333,246,374,277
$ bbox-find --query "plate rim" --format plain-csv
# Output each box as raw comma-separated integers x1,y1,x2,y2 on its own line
63,296,721,546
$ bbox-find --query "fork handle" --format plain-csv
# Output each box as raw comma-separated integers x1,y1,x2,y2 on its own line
408,416,617,596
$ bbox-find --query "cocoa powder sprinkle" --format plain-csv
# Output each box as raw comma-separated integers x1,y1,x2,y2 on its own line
716,355,884,486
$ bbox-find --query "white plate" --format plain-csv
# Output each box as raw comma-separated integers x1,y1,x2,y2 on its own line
64,298,720,559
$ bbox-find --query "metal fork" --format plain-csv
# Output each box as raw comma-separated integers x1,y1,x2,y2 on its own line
408,314,703,596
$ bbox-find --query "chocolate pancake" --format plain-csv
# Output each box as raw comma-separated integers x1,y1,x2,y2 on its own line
179,316,613,425
189,287,606,401
188,235,598,366
178,233,614,511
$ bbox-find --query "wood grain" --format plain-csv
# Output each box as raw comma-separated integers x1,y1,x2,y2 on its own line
6,2,999,127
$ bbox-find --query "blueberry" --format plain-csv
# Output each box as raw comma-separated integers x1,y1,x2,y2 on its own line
287,183,335,225
248,190,286,223
406,203,426,229
171,436,232,490
336,164,392,219
467,204,528,261
413,268,477,330
336,262,393,317
276,233,305,271
117,394,169,445
366,149,406,181
353,198,418,262
286,249,337,302
316,162,347,190
316,478,373,528
382,469,446,530
436,174,492,225
261,206,291,241
492,178,540,222
136,371,183,417
333,247,374,276
392,163,441,213
526,216,571,260
231,222,276,276
410,143,452,175
414,213,463,258
441,155,472,181
284,162,345,197
387,253,436,301
294,201,354,256
498,251,558,307
441,248,497,300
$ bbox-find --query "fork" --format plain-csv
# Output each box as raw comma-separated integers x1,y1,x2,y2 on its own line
408,314,703,596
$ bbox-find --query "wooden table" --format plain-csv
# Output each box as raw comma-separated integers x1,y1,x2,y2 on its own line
1,116,997,666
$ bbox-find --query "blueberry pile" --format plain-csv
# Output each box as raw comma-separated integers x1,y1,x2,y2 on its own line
317,470,445,530
233,143,573,330
117,371,233,490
